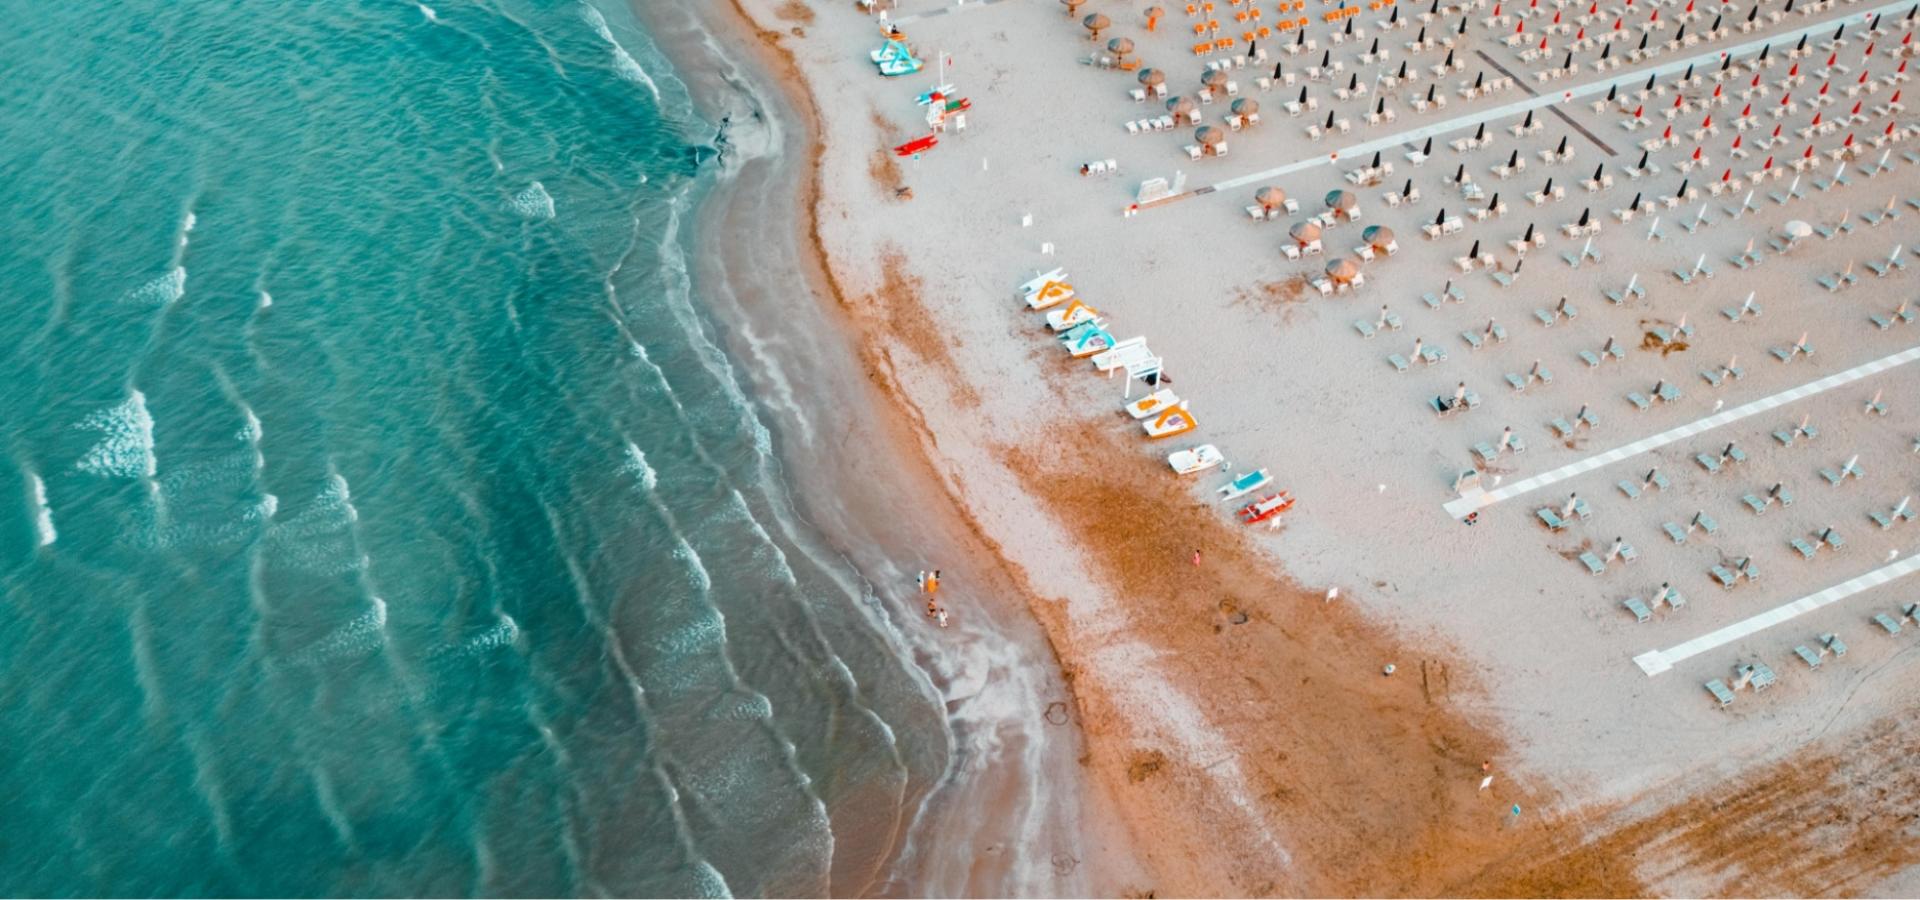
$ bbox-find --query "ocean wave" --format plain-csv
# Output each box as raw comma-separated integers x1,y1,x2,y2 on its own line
672,541,712,593
295,596,388,664
28,473,55,546
622,441,658,492
123,266,186,307
581,3,662,102
507,181,556,220
257,290,272,309
416,2,438,21
75,391,157,478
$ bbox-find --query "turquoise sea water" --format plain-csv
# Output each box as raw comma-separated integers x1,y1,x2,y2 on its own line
0,1,948,894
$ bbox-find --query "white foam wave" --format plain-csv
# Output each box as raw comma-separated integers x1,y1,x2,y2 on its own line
687,858,735,898
622,442,658,492
581,3,662,102
257,291,272,309
417,2,438,21
238,405,262,444
76,391,157,478
28,474,55,546
507,181,556,220
298,597,388,663
672,541,712,593
183,211,197,233
123,267,185,308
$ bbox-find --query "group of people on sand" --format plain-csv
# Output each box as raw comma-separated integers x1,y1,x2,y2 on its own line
919,569,948,628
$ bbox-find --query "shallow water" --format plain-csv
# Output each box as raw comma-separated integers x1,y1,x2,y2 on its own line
0,1,954,894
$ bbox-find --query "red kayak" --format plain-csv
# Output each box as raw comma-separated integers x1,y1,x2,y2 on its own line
894,133,938,156
1237,491,1296,524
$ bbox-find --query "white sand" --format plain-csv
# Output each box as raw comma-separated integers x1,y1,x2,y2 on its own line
738,0,1920,889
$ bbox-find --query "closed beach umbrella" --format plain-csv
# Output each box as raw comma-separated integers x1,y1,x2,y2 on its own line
1195,125,1225,146
1326,257,1361,282
1362,225,1396,249
1139,67,1166,88
1289,220,1322,244
1083,12,1110,39
1109,37,1136,58
1255,186,1287,210
1231,97,1260,117
1166,95,1197,116
1202,69,1229,91
1325,189,1357,212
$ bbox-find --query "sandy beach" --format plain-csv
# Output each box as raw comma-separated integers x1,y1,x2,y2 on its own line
711,0,1920,893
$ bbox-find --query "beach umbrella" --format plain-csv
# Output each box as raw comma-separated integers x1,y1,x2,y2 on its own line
1326,257,1361,282
1083,12,1110,39
1202,69,1229,91
1256,186,1288,210
1785,219,1813,239
1167,95,1197,116
1231,97,1260,117
1289,220,1323,244
1108,37,1135,58
1195,125,1225,146
1362,225,1396,249
1062,0,1085,14
1325,189,1358,212
1139,67,1166,88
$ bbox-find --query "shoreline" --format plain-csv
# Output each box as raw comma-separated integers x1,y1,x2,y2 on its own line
627,1,1142,895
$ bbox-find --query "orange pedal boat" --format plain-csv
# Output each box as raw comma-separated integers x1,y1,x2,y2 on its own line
1237,491,1296,524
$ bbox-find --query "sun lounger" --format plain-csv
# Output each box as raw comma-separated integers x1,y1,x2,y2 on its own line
1874,612,1903,635
1711,565,1739,589
1825,633,1848,656
1821,528,1845,551
1820,464,1861,486
1696,453,1723,474
1578,552,1606,575
1386,353,1410,372
1791,537,1818,559
1795,645,1823,669
1664,522,1689,544
1617,479,1642,499
1623,597,1653,623
1705,678,1736,707
1626,392,1651,411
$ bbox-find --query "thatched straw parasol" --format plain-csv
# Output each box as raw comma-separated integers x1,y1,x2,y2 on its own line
1326,257,1361,282
1230,97,1259,117
1195,125,1225,146
1289,220,1323,244
1083,12,1111,39
1362,225,1396,249
1255,186,1287,210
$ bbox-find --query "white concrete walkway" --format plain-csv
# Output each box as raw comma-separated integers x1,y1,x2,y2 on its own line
1634,551,1920,675
1442,343,1920,519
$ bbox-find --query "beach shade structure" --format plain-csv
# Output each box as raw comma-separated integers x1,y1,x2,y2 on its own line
1167,95,1198,117
1784,219,1813,242
1362,225,1396,251
1202,69,1229,94
1139,67,1166,89
1325,189,1358,217
1083,12,1110,39
1289,220,1323,245
1062,0,1086,14
1108,37,1136,59
1231,97,1260,118
1195,125,1225,150
1145,5,1165,29
1326,257,1361,284
1255,186,1288,211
